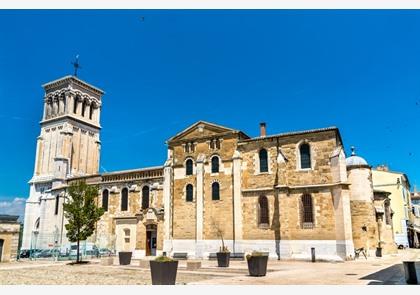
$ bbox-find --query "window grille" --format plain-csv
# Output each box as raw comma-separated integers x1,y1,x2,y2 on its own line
186,159,193,175
142,186,150,209
102,189,109,212
300,143,311,169
211,156,219,173
301,194,314,229
121,188,128,211
212,182,220,200
259,149,268,172
186,184,193,202
259,196,269,225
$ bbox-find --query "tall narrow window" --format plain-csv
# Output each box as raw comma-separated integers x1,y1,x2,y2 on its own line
385,200,392,225
259,149,268,173
54,195,59,215
300,143,311,169
211,156,219,173
186,159,193,176
81,101,86,117
89,105,94,120
258,196,269,225
212,182,220,200
301,194,314,228
186,184,193,202
142,186,150,209
102,189,109,212
73,96,78,114
121,188,128,211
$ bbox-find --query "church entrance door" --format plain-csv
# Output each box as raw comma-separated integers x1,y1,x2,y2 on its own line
146,224,157,256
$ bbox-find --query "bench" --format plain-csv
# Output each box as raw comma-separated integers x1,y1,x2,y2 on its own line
173,252,188,260
208,252,245,260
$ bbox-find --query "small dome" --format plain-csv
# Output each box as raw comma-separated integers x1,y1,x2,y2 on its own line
346,146,368,167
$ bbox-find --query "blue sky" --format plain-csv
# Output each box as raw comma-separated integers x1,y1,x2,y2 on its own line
0,10,419,215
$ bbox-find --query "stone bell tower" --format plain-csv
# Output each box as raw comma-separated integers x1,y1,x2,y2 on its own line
22,75,104,250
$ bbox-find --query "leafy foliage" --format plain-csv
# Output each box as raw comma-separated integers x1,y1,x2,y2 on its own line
63,181,104,262
154,255,175,262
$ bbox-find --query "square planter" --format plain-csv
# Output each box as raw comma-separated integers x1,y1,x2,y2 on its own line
216,252,230,267
375,247,382,257
150,260,178,285
118,251,132,265
247,255,268,276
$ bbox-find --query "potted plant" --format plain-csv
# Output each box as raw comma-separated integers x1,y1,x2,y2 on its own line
150,255,179,285
118,251,132,265
246,251,269,276
213,220,230,267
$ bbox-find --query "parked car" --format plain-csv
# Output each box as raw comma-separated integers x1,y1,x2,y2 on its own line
99,248,113,257
33,248,61,258
19,249,31,258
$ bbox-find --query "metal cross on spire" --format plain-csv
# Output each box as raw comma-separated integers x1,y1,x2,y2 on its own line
71,54,81,77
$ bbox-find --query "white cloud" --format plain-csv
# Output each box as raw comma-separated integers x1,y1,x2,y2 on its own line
0,197,26,222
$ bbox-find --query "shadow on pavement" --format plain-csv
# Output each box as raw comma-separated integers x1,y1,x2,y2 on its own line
359,262,419,285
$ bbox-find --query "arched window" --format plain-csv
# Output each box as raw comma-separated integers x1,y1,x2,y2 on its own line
259,149,268,173
212,182,220,200
300,143,311,169
81,100,86,117
301,194,314,228
186,184,193,202
73,96,78,114
211,156,219,173
258,196,269,225
102,189,109,212
34,218,40,230
142,186,150,209
121,188,128,211
54,195,59,215
186,159,193,176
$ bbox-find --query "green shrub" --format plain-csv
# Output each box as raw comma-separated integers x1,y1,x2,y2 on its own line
246,251,267,260
155,255,175,262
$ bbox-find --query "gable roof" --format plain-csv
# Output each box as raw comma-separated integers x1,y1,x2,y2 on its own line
166,120,250,143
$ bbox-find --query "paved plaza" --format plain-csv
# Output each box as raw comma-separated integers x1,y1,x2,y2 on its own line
0,250,418,285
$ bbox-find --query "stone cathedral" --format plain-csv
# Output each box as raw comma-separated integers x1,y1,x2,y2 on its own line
22,75,397,261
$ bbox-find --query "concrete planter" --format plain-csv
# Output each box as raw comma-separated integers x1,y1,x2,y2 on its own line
375,247,382,257
216,252,230,267
101,256,114,266
150,260,178,285
118,251,132,265
247,255,268,277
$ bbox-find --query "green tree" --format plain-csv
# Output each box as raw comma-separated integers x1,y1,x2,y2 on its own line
63,181,104,263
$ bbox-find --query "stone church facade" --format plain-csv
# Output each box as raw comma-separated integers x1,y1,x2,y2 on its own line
22,76,396,261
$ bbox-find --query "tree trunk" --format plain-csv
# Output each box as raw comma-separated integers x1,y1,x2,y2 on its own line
77,239,80,263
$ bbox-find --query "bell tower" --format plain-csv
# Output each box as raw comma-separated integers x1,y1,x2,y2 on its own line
22,75,104,250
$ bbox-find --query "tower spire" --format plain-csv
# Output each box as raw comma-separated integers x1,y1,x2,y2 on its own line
71,54,81,77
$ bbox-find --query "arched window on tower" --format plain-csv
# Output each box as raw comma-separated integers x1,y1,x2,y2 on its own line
186,159,193,176
54,195,59,215
212,182,220,200
259,148,268,173
211,156,219,173
121,188,128,211
300,143,311,169
81,100,86,117
301,194,314,228
186,184,193,202
102,189,109,212
258,196,269,226
89,104,94,120
142,186,150,209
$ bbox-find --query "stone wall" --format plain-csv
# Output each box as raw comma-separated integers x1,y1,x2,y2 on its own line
0,223,20,262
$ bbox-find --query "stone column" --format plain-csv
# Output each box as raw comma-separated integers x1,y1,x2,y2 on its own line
232,151,243,247
66,93,75,115
96,106,101,123
46,100,52,119
52,97,58,116
58,96,65,114
85,101,91,119
196,157,204,242
163,162,172,242
332,186,355,260
75,98,82,116
33,136,43,176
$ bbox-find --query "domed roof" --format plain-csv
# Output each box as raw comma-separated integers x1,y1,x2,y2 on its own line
346,146,368,167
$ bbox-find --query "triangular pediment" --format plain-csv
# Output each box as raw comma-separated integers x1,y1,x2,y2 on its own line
167,121,244,143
